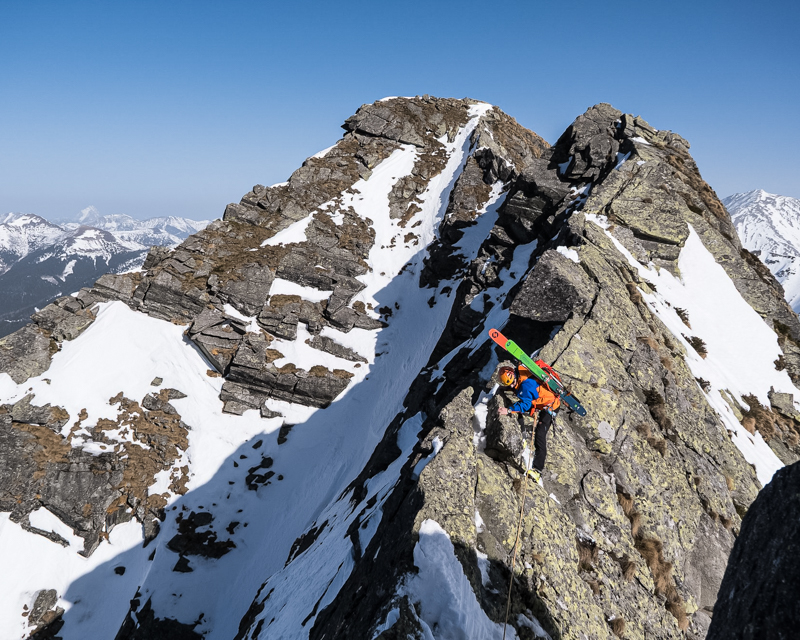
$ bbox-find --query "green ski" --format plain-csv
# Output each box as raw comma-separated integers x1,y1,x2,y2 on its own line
489,328,587,417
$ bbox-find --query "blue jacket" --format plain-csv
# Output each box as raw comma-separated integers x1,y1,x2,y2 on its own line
509,377,540,413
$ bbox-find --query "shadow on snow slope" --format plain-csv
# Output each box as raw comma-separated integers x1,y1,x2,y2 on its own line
53,132,531,640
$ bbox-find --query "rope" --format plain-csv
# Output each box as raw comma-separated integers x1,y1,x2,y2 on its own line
501,411,539,640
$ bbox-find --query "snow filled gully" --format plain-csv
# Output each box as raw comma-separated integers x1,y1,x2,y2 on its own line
0,104,504,639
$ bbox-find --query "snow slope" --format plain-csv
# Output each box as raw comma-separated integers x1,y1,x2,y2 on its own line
587,214,791,485
726,189,800,312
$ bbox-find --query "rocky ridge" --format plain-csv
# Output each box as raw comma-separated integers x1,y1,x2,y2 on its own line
306,104,800,640
0,98,797,639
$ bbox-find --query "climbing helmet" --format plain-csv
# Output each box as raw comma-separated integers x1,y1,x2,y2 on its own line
498,366,516,387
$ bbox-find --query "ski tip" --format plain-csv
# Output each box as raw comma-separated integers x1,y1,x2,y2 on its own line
488,328,507,347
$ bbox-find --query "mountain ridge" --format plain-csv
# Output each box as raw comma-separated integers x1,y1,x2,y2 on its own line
0,210,211,337
0,97,798,640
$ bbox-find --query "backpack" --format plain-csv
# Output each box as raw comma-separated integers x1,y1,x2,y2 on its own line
516,362,562,412
535,359,562,385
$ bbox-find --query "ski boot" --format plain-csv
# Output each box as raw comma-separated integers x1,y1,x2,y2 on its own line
526,468,541,483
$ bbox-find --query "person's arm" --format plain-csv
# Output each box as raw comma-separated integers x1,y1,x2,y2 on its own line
508,379,539,413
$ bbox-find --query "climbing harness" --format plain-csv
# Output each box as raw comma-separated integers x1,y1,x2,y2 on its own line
501,411,539,640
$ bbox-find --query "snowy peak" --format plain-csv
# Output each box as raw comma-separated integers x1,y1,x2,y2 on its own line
1,207,212,271
725,189,800,311
0,213,65,274
59,226,131,259
63,210,212,251
725,189,800,222
0,209,212,338
76,205,102,225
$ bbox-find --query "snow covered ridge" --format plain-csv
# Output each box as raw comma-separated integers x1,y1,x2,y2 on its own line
0,210,211,339
0,213,64,274
725,189,800,313
0,98,799,640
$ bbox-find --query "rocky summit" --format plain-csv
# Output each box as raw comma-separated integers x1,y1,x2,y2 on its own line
1,97,799,640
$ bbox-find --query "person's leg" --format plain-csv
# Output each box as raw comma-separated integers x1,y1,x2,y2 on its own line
532,411,553,471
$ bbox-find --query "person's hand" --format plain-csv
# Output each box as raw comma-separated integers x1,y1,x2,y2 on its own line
498,407,508,416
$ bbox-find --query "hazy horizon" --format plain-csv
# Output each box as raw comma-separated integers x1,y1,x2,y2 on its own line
2,0,798,221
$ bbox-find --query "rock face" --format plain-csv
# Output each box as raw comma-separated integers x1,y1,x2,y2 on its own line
1,97,798,640
0,386,191,556
706,461,800,640
307,103,798,640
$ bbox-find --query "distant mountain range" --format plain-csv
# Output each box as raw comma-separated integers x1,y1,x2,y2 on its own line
726,190,800,312
0,207,210,336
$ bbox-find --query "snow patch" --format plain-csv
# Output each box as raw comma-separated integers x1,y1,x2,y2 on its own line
556,246,580,263
310,142,338,159
372,607,401,638
28,508,85,550
269,278,332,302
60,259,77,280
270,324,359,377
402,520,517,639
260,215,313,247
412,436,443,480
614,151,631,170
472,384,497,451
222,304,260,333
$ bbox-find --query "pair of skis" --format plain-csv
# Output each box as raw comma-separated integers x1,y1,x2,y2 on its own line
489,328,587,417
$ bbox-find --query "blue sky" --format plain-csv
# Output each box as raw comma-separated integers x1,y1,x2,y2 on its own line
1,0,798,220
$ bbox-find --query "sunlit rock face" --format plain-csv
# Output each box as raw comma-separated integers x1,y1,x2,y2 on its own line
1,97,799,640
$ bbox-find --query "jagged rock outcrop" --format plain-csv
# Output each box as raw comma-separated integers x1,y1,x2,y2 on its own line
2,97,798,640
309,103,795,640
706,461,800,640
510,249,598,322
0,385,191,555
0,324,57,384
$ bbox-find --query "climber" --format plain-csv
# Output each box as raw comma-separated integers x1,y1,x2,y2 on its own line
497,365,560,483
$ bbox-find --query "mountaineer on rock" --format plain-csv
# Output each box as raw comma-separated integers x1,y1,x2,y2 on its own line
497,365,561,482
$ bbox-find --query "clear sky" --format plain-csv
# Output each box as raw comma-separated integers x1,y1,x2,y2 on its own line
1,0,798,221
